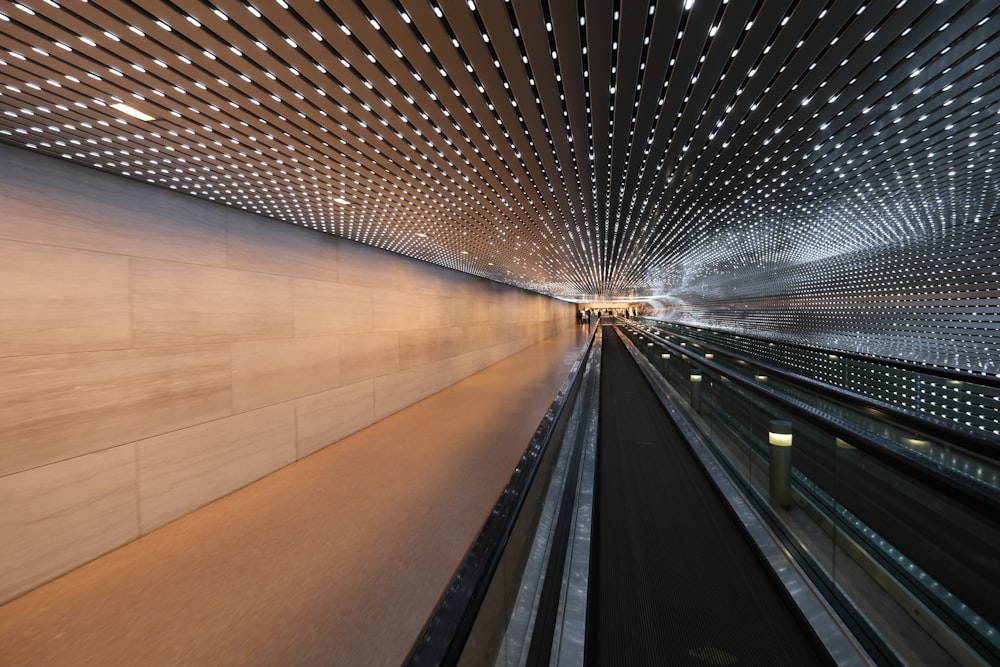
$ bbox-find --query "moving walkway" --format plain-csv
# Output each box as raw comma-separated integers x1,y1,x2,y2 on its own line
406,321,1000,666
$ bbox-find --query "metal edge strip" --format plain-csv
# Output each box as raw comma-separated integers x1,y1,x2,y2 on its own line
550,327,602,666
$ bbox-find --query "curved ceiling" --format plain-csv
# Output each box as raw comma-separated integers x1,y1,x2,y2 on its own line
1,0,998,301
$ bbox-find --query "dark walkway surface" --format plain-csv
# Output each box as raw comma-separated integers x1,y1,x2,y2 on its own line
587,327,830,666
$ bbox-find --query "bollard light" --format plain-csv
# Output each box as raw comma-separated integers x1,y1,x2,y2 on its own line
768,420,792,446
658,353,671,373
767,420,792,507
689,372,703,412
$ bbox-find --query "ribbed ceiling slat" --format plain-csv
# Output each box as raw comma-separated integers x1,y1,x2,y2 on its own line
1,0,998,299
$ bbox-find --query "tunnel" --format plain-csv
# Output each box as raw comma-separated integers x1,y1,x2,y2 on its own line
1,1,999,665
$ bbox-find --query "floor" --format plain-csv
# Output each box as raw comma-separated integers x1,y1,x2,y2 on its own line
0,326,591,667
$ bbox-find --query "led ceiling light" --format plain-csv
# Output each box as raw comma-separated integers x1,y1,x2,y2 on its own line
110,102,156,122
1,1,999,373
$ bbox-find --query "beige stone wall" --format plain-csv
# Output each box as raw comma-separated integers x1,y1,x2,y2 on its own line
0,144,573,604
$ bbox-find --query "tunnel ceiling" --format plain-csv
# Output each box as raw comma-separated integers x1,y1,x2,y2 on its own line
1,0,998,301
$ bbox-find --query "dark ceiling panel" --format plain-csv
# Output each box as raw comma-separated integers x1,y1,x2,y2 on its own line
1,0,998,301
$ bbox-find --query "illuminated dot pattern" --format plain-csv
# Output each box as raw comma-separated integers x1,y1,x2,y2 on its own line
1,1,999,372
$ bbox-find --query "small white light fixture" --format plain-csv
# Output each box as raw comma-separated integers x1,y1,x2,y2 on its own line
689,373,702,382
111,103,155,122
333,197,350,205
768,421,793,447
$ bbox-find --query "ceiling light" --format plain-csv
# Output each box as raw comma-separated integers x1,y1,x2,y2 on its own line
110,103,156,122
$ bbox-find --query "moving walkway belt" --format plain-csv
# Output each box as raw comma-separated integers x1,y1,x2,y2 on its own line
587,328,832,666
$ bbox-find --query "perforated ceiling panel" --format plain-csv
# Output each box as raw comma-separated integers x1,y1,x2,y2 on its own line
1,1,998,307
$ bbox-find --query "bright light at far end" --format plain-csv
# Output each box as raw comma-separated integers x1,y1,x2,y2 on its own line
111,103,156,122
333,197,350,205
